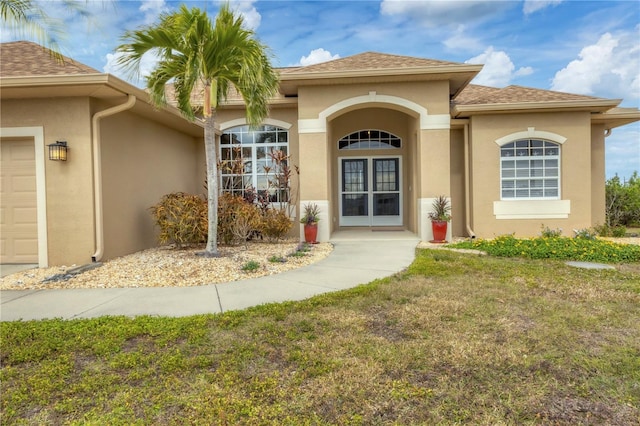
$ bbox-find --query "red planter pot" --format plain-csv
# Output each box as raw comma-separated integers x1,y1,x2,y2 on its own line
431,220,448,243
304,223,318,244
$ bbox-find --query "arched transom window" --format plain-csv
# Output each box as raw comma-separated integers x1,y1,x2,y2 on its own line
338,130,401,150
220,125,289,202
500,139,560,199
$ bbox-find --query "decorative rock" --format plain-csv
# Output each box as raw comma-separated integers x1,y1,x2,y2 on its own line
565,261,616,270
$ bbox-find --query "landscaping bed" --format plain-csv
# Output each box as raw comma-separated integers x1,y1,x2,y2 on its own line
0,241,333,290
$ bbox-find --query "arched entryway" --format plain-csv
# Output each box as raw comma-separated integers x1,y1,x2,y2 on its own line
328,107,419,233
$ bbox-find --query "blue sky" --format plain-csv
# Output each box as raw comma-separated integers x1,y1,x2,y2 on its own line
3,0,639,179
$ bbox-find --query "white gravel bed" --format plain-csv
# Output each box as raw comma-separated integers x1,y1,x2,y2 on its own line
1,241,333,290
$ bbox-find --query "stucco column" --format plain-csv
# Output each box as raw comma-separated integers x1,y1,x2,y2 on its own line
417,128,452,242
591,124,606,225
298,132,330,242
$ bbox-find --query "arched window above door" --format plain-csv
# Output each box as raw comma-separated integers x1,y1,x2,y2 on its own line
338,130,401,150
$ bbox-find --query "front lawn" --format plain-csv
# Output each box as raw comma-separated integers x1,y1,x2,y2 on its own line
2,250,639,424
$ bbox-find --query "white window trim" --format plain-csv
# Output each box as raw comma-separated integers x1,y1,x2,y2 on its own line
494,200,571,219
493,127,570,219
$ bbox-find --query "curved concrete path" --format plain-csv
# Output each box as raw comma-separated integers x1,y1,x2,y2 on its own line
1,231,420,322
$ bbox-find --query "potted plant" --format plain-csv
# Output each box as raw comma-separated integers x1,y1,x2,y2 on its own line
428,195,451,243
300,203,320,244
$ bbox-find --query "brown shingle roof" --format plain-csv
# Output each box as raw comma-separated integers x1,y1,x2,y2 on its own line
0,41,100,77
454,84,604,106
281,51,462,74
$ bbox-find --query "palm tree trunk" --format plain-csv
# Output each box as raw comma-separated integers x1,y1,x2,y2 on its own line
202,112,219,256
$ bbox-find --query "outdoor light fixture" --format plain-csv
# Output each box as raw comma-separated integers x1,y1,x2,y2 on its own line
48,141,68,161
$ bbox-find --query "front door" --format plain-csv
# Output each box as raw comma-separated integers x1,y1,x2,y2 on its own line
339,157,402,226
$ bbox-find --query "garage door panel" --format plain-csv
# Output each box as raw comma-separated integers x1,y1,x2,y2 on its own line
11,175,37,193
0,139,38,264
13,207,37,224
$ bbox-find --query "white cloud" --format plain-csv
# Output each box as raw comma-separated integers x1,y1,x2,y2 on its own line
523,0,564,15
139,0,169,24
103,51,159,88
380,0,510,28
298,48,340,66
551,30,640,104
229,0,261,30
466,47,533,87
443,25,483,52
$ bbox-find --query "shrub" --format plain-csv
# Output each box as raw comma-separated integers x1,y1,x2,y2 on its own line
573,228,597,240
241,260,261,272
593,223,627,238
218,193,261,246
451,234,640,263
606,172,640,227
260,209,293,242
540,225,562,238
149,192,207,247
612,226,627,238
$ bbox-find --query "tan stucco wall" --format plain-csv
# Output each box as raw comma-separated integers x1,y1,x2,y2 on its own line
297,81,450,119
450,128,465,237
1,97,95,265
591,124,606,226
99,105,202,261
469,111,594,237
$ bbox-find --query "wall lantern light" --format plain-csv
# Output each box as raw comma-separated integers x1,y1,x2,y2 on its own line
48,141,68,161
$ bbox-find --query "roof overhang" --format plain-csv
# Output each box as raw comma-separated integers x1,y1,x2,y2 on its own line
0,74,204,137
451,99,622,118
278,64,483,98
591,107,640,130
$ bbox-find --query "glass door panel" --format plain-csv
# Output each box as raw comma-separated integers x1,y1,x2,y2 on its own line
372,158,400,225
339,157,402,226
340,159,369,225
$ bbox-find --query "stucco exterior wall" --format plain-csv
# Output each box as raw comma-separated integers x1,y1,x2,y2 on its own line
590,123,606,226
99,104,202,261
1,97,95,266
450,127,466,237
469,111,593,237
297,81,450,119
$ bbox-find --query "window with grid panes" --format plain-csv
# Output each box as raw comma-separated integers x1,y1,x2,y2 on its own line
220,125,289,202
500,139,560,200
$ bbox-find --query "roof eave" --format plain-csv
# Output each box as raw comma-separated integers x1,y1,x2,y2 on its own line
0,74,204,136
279,64,483,96
592,108,640,129
451,99,622,117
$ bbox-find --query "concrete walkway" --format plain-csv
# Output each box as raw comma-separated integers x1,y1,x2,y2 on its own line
0,231,420,322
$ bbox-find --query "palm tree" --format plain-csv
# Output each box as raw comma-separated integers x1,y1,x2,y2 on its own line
115,4,279,257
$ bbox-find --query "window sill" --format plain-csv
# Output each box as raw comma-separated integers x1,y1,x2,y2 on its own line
493,199,570,219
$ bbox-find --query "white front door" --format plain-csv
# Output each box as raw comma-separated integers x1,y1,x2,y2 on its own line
339,157,402,226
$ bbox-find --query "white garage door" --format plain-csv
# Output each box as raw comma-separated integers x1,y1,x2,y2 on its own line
0,139,38,263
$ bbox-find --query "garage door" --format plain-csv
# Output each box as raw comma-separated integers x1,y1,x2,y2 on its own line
0,139,38,263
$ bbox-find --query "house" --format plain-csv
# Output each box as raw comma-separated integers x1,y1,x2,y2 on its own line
2,42,638,268
1,41,204,268
212,51,640,243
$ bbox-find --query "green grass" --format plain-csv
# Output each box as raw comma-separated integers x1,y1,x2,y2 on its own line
2,250,639,424
450,234,640,263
